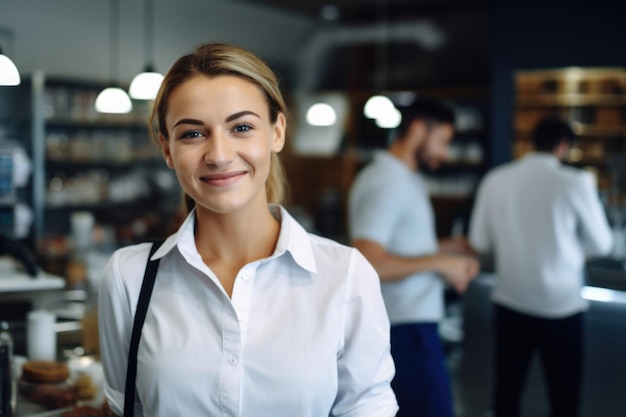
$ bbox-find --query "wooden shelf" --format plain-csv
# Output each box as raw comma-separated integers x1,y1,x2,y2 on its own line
516,124,626,138
514,67,626,195
575,125,626,137
517,94,626,107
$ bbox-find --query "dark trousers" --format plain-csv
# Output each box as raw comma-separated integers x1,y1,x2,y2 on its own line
391,323,454,417
493,304,584,417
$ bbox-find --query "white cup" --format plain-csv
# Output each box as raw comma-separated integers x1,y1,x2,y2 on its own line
27,310,57,361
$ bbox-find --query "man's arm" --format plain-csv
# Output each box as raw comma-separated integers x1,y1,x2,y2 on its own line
438,236,477,255
573,173,613,256
352,238,479,293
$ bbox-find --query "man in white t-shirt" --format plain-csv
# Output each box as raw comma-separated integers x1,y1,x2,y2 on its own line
469,117,613,417
349,97,480,417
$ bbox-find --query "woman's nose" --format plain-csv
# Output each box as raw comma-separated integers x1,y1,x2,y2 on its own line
203,132,235,166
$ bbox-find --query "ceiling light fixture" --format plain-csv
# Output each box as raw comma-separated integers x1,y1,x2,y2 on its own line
363,0,401,129
129,0,163,100
0,44,20,86
96,0,133,114
375,106,402,128
306,102,337,126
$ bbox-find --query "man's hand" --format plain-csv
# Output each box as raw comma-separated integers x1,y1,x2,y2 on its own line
437,254,480,293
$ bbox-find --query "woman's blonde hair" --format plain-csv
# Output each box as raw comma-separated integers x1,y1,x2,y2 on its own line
149,42,288,213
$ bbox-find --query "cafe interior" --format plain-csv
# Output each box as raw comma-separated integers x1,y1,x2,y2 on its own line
0,0,625,416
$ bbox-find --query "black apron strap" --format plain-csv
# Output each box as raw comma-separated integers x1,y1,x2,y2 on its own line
123,240,164,417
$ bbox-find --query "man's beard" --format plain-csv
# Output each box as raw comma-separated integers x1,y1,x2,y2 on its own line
414,149,439,174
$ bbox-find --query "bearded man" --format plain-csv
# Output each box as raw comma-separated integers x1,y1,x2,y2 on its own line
349,97,479,417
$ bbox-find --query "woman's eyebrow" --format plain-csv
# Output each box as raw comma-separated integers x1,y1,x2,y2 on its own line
226,110,260,123
173,118,203,128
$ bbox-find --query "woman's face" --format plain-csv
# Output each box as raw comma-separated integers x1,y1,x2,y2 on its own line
160,75,285,216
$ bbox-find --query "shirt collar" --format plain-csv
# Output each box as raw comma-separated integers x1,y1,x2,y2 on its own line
150,205,318,274
272,205,317,274
523,152,561,167
375,150,412,174
151,209,196,260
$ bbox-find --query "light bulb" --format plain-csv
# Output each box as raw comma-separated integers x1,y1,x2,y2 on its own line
364,95,395,119
375,107,402,129
0,54,21,86
306,103,337,126
95,87,133,114
129,71,164,100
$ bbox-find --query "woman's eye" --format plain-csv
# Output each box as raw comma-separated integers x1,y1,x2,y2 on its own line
233,123,253,133
180,130,203,139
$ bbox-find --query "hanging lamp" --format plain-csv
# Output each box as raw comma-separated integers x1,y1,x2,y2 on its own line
306,102,337,127
129,0,163,100
0,44,20,86
362,0,401,129
96,0,133,114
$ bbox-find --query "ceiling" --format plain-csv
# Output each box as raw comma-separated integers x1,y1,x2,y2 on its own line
235,0,489,23
233,0,491,91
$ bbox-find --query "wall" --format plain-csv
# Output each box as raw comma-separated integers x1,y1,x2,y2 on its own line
0,0,316,84
489,0,626,166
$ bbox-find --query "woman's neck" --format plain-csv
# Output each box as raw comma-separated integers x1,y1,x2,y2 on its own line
194,203,280,266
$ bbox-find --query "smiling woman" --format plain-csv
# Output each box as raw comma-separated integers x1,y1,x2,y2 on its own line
160,75,285,225
97,43,399,417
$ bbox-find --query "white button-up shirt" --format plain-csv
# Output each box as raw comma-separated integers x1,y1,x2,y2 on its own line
469,153,613,318
99,205,398,417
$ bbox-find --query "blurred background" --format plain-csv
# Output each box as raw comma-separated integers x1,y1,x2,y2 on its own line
1,0,625,416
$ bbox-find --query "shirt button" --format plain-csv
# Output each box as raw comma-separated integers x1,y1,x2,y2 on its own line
229,357,238,366
242,272,250,280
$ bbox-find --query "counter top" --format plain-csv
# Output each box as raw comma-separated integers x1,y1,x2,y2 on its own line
0,274,65,293
586,258,626,292
477,254,626,293
0,272,65,293
0,258,65,293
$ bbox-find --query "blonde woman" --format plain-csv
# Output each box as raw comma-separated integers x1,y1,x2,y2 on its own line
98,43,398,417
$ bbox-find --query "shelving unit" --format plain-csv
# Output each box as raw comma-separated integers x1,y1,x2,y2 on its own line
0,72,181,275
514,67,626,198
0,78,33,244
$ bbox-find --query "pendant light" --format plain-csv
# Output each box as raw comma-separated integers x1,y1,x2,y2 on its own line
96,0,133,114
129,0,163,100
363,0,401,129
0,44,20,86
306,102,337,127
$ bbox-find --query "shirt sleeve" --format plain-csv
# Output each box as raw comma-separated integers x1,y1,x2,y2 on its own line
469,176,493,253
98,248,147,417
348,176,407,246
569,172,613,256
332,248,399,417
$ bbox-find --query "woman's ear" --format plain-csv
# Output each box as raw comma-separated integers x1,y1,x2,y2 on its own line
271,113,286,153
160,134,174,169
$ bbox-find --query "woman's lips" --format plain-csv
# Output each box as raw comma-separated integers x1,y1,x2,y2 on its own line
201,171,246,186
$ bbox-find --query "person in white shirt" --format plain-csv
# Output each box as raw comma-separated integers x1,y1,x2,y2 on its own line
348,98,480,417
98,42,398,417
469,116,613,417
